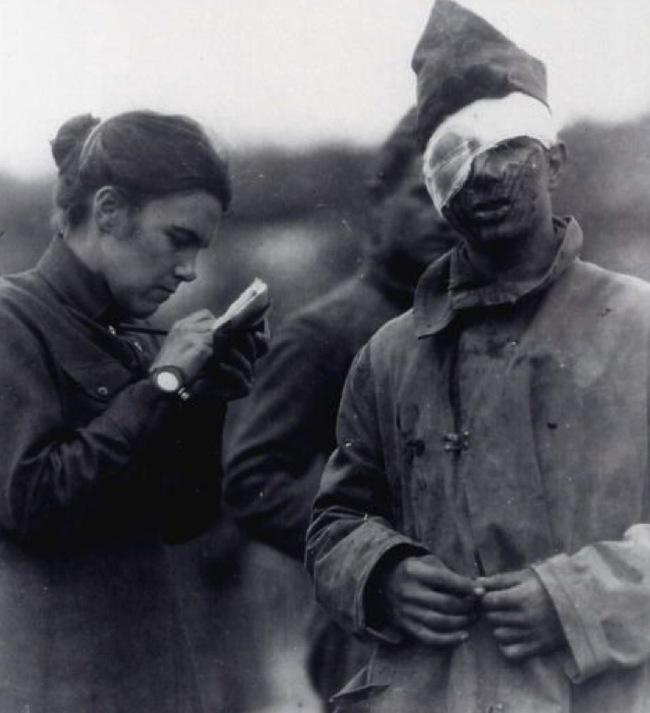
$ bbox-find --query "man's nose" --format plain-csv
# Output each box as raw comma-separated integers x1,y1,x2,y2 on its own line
470,150,505,187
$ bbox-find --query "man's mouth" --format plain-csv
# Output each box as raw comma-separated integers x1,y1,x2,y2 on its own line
472,196,511,220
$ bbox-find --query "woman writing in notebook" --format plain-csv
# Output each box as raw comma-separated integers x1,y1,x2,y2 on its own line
0,110,267,713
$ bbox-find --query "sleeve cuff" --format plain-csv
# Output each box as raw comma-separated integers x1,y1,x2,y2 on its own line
356,539,429,643
533,555,602,682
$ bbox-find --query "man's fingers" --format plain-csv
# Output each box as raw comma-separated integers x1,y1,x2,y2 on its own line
401,586,479,616
477,569,527,592
483,607,527,628
401,604,475,632
419,569,481,597
481,585,524,612
491,626,532,646
497,640,541,662
402,619,469,648
408,559,482,598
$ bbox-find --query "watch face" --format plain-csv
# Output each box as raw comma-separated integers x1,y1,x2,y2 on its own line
154,369,181,393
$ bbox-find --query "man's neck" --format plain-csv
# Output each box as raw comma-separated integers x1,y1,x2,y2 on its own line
463,221,560,283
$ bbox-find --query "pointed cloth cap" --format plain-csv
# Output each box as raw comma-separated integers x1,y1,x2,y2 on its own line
412,0,548,146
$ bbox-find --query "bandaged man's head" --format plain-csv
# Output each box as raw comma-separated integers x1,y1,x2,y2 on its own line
412,0,559,215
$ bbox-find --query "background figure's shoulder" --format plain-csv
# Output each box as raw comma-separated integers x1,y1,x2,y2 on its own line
287,276,363,329
282,274,408,358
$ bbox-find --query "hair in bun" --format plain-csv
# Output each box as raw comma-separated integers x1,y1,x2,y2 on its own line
51,110,231,230
51,114,101,173
51,114,101,230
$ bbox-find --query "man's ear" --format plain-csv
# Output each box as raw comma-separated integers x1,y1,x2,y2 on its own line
92,186,129,235
546,142,567,192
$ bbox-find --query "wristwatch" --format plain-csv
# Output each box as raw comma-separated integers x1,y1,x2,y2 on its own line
149,366,190,401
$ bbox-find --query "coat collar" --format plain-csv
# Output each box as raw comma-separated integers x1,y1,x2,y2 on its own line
413,217,583,337
36,235,117,324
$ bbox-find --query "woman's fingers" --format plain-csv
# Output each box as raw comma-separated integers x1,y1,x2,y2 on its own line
251,327,271,359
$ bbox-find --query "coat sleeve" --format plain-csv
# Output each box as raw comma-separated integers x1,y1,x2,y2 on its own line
533,524,650,682
223,322,346,560
0,307,221,546
305,343,428,640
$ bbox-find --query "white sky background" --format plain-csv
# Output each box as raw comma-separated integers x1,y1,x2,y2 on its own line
1,0,649,177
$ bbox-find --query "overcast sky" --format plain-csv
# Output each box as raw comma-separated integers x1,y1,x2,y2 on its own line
1,0,649,177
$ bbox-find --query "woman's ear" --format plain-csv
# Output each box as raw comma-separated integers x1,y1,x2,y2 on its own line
547,142,567,192
92,186,129,235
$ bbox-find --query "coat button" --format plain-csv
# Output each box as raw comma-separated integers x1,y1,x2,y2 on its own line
97,386,109,397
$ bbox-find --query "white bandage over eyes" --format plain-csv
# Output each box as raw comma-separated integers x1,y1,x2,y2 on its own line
423,92,558,213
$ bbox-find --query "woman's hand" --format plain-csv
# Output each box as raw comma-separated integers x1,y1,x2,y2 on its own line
151,310,270,402
202,318,270,401
150,310,216,383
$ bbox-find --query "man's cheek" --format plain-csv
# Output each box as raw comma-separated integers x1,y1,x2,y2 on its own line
443,200,472,237
503,159,539,202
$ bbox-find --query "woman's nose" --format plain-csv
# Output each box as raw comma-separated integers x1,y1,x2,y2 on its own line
174,254,198,282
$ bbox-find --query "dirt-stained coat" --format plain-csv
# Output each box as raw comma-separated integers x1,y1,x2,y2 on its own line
307,219,650,712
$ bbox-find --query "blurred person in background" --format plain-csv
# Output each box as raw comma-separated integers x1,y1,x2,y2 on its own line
307,2,650,712
0,110,267,713
224,107,458,711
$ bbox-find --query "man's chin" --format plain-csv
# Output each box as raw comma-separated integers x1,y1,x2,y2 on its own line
469,221,525,248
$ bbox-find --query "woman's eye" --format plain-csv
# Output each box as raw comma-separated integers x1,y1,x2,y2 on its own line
168,230,196,250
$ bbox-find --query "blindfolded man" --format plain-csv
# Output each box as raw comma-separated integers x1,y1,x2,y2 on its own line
307,3,650,712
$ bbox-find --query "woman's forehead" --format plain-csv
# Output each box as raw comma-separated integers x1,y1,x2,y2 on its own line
144,190,223,221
